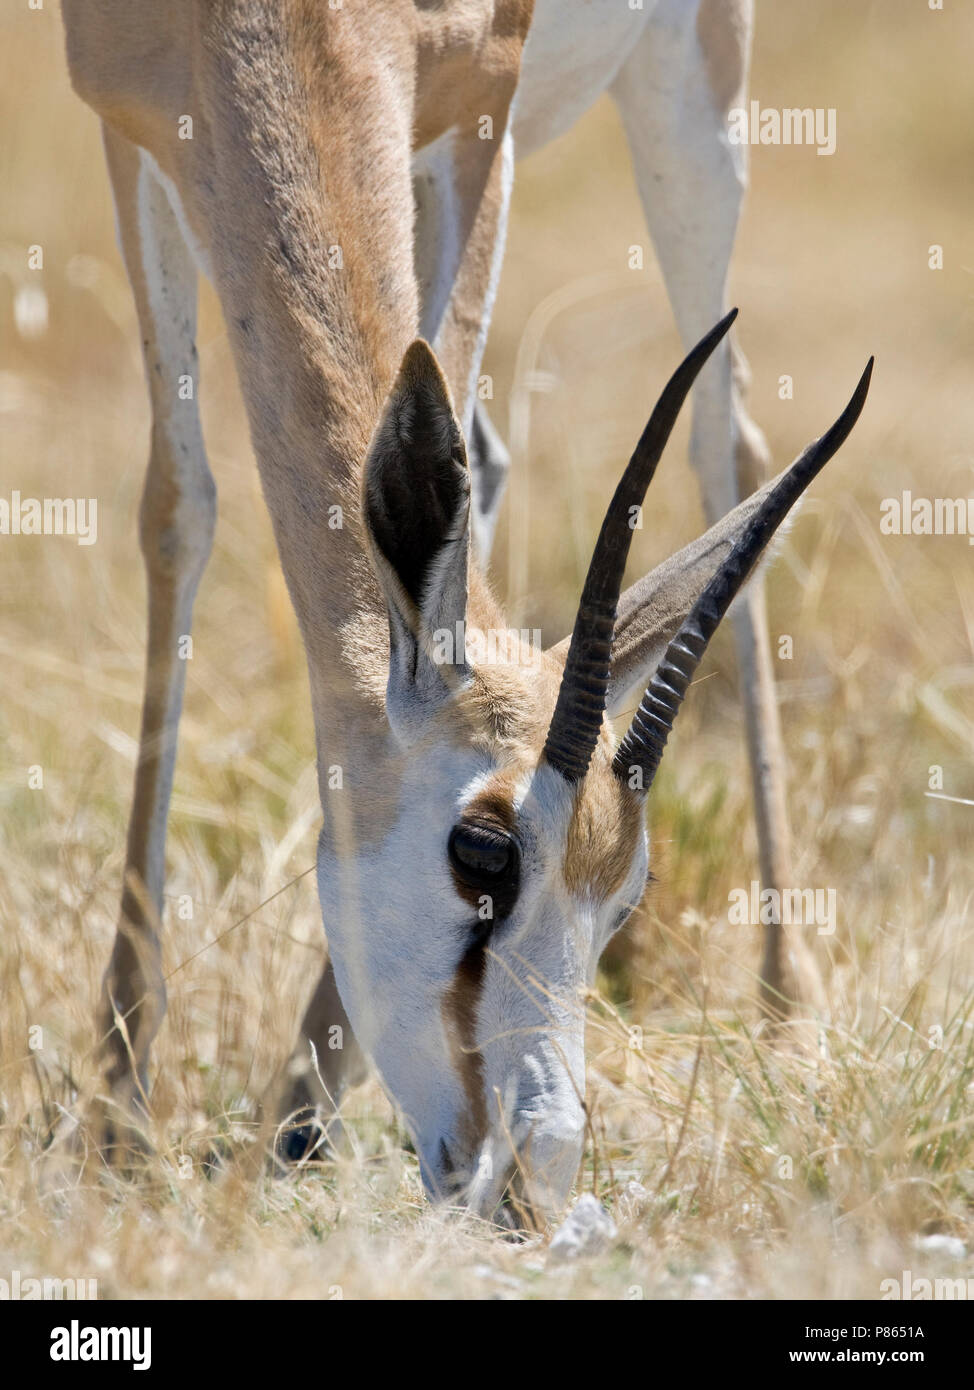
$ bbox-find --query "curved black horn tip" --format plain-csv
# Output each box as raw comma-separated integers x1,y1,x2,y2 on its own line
855,356,875,408
687,307,738,369
665,309,739,399
814,355,874,459
845,356,874,422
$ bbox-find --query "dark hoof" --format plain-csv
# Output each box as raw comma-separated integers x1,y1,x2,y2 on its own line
274,1110,328,1168
89,1098,156,1172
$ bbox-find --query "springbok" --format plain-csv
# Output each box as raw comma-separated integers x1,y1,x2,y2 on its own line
62,0,871,1218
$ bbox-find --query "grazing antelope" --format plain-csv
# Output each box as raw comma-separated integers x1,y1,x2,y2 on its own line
62,0,871,1219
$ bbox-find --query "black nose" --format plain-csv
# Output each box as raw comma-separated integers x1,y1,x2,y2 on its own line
430,1139,471,1203
494,1163,544,1236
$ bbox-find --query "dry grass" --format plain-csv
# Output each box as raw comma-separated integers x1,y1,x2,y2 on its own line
1,1,972,1298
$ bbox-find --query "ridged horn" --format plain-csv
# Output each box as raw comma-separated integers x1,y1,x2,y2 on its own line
542,309,738,783
613,356,874,792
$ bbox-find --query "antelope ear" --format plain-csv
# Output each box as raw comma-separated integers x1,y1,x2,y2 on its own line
547,472,788,720
363,340,472,732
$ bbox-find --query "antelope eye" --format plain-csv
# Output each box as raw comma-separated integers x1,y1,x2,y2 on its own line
448,824,514,880
447,822,520,920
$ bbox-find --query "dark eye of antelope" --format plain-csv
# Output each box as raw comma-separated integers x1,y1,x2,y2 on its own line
447,821,520,924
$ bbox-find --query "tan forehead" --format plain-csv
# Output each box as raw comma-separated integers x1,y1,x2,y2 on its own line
460,735,644,904
455,644,561,754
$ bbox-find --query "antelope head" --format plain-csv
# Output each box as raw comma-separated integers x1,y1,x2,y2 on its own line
319,312,871,1224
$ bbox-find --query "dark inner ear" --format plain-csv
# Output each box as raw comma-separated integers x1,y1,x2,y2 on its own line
365,382,469,609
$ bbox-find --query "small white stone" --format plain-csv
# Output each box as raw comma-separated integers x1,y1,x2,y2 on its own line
617,1180,649,1221
688,1272,717,1299
548,1193,618,1262
471,1264,523,1290
914,1234,967,1261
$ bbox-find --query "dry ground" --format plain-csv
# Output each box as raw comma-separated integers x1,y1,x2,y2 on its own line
0,2,972,1298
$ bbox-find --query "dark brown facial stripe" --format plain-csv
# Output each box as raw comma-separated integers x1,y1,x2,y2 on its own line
462,787,516,833
441,939,489,1156
442,782,519,1156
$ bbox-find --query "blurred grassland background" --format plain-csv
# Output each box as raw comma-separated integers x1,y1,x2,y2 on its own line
0,0,973,1298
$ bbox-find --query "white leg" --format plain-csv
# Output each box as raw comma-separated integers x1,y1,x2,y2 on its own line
467,399,511,561
98,126,217,1138
412,129,514,561
611,0,824,1016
